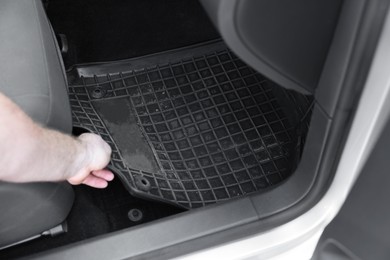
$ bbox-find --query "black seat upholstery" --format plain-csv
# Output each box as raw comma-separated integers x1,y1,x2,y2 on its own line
0,0,74,248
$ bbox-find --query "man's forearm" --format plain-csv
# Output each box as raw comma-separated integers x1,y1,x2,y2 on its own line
0,92,114,188
0,93,85,182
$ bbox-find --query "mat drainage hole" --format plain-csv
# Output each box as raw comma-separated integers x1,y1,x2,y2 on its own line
91,87,105,99
135,176,151,191
128,209,143,222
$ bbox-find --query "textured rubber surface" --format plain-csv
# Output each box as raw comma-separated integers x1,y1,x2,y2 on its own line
68,42,312,208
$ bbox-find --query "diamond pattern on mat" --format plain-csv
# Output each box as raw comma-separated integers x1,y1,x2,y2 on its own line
69,48,310,208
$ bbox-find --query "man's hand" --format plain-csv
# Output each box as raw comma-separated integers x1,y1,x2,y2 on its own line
0,92,114,188
67,133,114,188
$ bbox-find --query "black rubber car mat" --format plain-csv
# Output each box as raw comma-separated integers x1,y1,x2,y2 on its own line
68,41,312,208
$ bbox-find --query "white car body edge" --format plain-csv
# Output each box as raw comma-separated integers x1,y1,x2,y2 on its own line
178,9,390,260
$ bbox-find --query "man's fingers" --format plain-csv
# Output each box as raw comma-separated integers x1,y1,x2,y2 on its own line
82,175,108,188
69,133,114,189
78,133,112,169
92,169,114,181
82,169,115,188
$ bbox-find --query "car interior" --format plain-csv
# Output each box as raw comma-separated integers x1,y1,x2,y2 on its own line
0,0,388,259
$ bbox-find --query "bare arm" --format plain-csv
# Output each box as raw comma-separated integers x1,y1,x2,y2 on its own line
0,92,114,188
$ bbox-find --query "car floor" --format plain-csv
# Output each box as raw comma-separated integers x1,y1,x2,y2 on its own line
66,40,313,209
0,1,313,258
